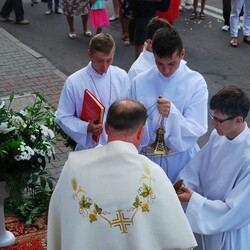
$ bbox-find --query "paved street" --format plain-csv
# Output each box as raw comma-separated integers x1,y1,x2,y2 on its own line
0,27,68,180
0,0,250,180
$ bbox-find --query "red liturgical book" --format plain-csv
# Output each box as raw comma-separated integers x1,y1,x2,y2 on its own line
81,89,105,143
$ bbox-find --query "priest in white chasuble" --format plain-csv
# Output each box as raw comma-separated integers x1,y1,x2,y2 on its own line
47,99,197,250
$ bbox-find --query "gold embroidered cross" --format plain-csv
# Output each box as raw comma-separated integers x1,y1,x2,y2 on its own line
110,210,133,233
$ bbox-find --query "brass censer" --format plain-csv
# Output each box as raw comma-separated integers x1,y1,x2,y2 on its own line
143,116,172,157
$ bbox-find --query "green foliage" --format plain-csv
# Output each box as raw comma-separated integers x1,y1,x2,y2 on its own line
139,183,152,198
6,188,53,227
0,92,67,225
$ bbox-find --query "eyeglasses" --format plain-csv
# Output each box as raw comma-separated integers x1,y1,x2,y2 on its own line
209,112,236,124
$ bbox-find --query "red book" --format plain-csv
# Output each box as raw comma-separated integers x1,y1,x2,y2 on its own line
81,89,105,143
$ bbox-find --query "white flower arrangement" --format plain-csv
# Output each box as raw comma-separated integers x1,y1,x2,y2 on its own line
0,92,59,203
0,92,74,225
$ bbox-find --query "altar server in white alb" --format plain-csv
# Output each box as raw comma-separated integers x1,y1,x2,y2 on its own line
177,85,250,250
47,99,197,250
128,16,173,81
56,33,130,151
129,28,208,183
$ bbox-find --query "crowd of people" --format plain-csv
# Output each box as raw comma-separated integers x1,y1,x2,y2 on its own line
1,0,249,46
1,1,249,250
49,10,250,250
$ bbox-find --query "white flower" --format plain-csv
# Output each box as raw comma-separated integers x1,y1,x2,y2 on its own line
9,115,26,130
19,110,29,117
46,145,55,157
0,101,5,109
37,157,43,164
0,122,15,134
14,143,35,161
10,115,23,125
30,135,36,142
47,148,53,157
14,155,21,161
20,151,31,160
34,148,46,157
25,145,35,155
40,125,55,139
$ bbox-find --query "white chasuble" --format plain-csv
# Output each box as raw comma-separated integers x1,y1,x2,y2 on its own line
48,141,197,250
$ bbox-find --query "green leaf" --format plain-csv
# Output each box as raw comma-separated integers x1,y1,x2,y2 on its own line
79,195,92,209
133,195,142,208
7,92,15,110
139,183,152,198
40,176,46,189
35,92,47,103
94,203,102,214
47,178,54,190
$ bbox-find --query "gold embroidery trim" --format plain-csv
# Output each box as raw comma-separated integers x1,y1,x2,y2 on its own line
72,165,156,233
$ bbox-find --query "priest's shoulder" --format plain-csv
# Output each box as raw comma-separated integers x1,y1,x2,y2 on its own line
68,145,103,158
139,154,168,175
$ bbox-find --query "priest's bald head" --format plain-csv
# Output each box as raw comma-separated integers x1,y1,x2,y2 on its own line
105,99,148,148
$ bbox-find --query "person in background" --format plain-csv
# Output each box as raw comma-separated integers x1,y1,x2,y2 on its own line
156,0,181,25
129,28,208,183
44,0,62,15
222,0,232,31
89,0,110,34
109,0,119,21
31,0,39,6
230,0,250,47
56,33,130,151
61,0,92,39
189,0,206,20
128,0,159,60
222,0,243,31
118,0,131,46
108,0,131,45
179,0,193,11
48,98,197,250
0,0,29,24
128,16,173,81
177,85,250,250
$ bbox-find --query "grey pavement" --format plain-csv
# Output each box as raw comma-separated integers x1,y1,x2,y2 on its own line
0,27,67,107
0,27,70,180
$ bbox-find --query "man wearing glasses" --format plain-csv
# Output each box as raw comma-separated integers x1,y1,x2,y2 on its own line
176,85,250,250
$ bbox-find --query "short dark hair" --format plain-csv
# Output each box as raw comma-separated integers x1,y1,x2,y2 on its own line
89,33,115,54
210,85,250,120
152,28,183,58
146,17,173,40
106,99,148,135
